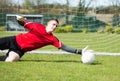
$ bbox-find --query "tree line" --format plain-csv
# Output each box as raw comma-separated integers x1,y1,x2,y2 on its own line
0,0,119,14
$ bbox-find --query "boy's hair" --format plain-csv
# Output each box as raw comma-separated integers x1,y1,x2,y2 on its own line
49,18,59,24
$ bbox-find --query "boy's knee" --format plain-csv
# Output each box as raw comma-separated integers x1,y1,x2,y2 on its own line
5,51,20,62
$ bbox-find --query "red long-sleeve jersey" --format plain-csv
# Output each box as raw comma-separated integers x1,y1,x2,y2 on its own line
16,21,64,52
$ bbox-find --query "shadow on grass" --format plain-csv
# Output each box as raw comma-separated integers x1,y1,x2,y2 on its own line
20,60,101,65
20,59,80,63
82,61,102,65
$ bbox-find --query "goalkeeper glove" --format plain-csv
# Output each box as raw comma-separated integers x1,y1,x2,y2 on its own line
16,15,26,21
82,46,89,55
16,15,27,26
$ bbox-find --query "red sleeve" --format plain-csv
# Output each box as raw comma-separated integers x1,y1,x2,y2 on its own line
24,20,34,30
52,36,64,49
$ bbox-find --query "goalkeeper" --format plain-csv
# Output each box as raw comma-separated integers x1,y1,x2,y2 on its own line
0,15,88,62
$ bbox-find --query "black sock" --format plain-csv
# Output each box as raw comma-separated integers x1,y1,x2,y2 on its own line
0,56,7,61
76,49,82,55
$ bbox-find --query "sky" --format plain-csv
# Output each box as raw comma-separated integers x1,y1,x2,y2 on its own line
11,0,111,7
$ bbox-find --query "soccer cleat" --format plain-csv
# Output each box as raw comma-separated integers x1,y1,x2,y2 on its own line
0,56,7,61
82,46,89,55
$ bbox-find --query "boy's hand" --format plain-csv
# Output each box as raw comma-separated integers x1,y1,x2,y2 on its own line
16,15,26,21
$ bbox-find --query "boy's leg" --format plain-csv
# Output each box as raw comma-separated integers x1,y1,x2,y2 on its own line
0,37,8,61
0,37,12,61
0,37,11,50
5,51,20,62
0,36,24,62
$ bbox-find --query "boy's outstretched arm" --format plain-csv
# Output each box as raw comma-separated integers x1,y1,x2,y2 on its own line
60,45,89,55
60,45,82,54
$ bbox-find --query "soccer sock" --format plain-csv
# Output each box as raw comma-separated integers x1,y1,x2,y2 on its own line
0,56,7,61
76,49,82,54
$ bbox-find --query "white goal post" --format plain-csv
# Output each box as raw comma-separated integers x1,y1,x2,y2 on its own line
6,14,43,31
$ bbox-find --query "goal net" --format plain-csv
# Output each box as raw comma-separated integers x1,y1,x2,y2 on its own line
6,14,43,31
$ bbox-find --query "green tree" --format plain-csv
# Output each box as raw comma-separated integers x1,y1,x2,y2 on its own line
0,0,13,26
0,0,15,13
65,0,70,25
72,0,94,29
77,0,94,16
112,13,120,26
0,0,10,8
111,0,120,26
22,0,35,10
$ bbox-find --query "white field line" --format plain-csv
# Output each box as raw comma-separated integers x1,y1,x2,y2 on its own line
0,50,120,56
28,51,120,56
95,52,120,56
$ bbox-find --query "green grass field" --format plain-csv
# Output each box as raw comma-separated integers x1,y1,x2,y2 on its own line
0,31,120,81
0,54,120,81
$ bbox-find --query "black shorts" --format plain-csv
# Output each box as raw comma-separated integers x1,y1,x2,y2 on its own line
0,36,24,57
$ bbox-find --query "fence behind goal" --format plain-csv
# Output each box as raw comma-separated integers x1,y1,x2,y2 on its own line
0,0,120,54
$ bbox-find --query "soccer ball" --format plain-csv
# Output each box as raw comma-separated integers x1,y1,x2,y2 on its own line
81,50,95,64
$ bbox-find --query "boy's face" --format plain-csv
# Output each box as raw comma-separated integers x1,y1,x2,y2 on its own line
46,20,58,33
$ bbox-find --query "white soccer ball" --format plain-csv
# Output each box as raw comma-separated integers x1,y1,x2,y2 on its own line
81,50,95,64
